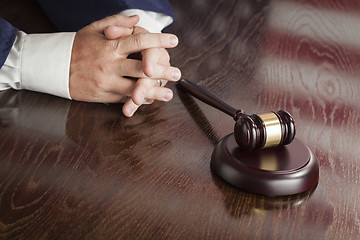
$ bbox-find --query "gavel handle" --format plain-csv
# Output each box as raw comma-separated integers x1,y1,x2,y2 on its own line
177,78,243,120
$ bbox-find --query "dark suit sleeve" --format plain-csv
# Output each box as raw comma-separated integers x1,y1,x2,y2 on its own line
0,18,18,69
36,0,174,31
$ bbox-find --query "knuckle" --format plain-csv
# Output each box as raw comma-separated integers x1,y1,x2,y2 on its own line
93,71,108,90
162,67,169,79
146,86,159,99
161,66,171,80
97,63,111,74
134,34,146,48
110,38,124,54
152,88,164,100
107,40,118,52
94,78,107,91
158,34,165,46
132,90,145,105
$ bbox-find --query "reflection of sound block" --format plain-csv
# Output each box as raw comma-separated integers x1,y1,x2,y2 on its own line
211,133,319,196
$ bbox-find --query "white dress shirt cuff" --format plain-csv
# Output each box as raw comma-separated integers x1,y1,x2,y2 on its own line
21,32,75,99
119,9,173,33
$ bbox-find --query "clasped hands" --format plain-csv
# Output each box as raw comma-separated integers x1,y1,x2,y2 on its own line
69,14,181,117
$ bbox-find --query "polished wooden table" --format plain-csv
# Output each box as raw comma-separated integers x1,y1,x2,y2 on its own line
1,0,360,239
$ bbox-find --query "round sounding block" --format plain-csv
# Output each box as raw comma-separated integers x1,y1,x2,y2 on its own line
211,133,319,196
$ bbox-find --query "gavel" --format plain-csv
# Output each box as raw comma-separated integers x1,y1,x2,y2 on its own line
177,78,296,151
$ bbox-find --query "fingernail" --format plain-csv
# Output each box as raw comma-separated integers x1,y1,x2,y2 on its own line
169,36,178,46
172,69,181,80
163,90,173,101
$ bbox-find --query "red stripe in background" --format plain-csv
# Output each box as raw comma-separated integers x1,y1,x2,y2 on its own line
263,29,360,76
285,0,360,13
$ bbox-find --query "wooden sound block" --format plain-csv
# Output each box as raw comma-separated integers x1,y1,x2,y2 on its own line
211,134,319,197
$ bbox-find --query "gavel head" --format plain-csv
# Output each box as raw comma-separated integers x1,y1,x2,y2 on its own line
234,110,295,151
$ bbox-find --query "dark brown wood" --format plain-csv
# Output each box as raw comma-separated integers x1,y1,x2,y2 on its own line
1,0,360,239
177,79,306,191
211,134,319,196
177,79,296,150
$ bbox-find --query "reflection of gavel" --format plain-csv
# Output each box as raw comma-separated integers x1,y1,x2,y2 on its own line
177,79,296,151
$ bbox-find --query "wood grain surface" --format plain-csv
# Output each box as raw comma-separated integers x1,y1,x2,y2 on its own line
1,0,360,239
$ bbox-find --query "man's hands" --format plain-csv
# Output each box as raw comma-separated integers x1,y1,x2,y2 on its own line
104,25,178,116
69,14,181,116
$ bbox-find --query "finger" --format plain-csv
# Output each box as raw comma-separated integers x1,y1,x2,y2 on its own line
132,26,148,35
122,98,141,117
131,78,173,105
115,33,179,54
130,79,150,105
104,25,133,40
118,59,181,82
146,86,174,102
142,48,161,77
158,48,171,65
122,96,155,117
153,64,181,82
142,48,158,77
143,48,171,78
156,49,173,86
98,75,136,97
91,14,139,31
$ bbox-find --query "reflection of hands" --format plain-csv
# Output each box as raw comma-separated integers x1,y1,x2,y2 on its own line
104,24,181,117
69,15,181,116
